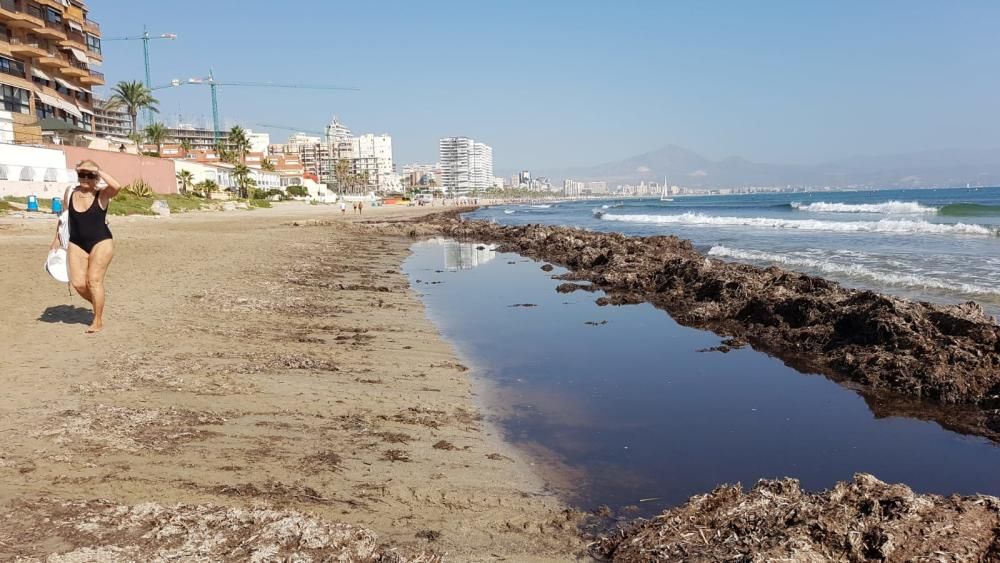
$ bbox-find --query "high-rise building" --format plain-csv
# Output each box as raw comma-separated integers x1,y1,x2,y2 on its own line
0,0,104,137
270,118,398,192
93,96,128,138
439,136,493,195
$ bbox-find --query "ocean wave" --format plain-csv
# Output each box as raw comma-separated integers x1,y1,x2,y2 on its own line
790,201,937,214
938,203,1000,217
597,212,997,236
707,246,1000,296
530,204,552,209
504,209,516,214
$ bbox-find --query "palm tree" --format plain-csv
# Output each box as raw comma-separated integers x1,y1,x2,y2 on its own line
198,179,218,199
107,81,159,140
176,169,194,194
231,164,253,199
144,122,169,155
178,138,193,157
333,159,351,195
227,126,251,165
260,158,276,172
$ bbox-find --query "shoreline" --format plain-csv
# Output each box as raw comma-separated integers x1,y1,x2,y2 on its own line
0,203,584,561
410,215,1000,445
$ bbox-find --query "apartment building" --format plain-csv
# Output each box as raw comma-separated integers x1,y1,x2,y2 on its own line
439,137,493,195
0,0,104,138
270,118,398,192
93,96,128,138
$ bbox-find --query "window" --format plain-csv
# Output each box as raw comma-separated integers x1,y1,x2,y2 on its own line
0,24,11,42
44,168,57,182
0,55,25,78
1,84,29,114
20,167,34,181
35,100,56,119
85,33,100,54
44,7,61,24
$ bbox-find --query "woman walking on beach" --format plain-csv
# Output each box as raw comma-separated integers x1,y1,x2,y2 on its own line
50,160,122,333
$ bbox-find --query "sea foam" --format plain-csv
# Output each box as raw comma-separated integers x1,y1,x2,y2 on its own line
707,246,1000,296
598,212,996,236
790,201,937,214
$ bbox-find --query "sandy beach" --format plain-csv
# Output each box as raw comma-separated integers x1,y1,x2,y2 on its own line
0,204,583,561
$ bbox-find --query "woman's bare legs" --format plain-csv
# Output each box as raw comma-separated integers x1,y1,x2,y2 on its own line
85,239,114,333
67,242,92,303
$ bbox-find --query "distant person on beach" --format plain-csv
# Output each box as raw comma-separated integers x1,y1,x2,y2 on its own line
49,160,122,333
340,200,346,214
358,201,363,215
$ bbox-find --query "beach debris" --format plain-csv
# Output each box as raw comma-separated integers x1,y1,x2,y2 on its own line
150,200,171,217
589,473,1000,562
432,440,458,450
0,498,440,562
541,264,555,272
300,450,344,472
382,449,411,462
36,404,225,453
416,529,442,542
556,282,598,293
585,320,609,326
508,303,538,308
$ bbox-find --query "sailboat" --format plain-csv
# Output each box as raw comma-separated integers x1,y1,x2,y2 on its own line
660,177,673,202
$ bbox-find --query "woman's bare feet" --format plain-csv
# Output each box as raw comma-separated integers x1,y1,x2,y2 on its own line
86,321,103,333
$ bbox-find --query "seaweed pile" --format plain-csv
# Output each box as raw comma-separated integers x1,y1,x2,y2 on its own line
590,474,1000,562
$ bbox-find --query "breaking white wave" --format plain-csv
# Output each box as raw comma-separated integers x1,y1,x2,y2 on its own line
791,200,937,214
707,246,1000,297
598,212,996,236
530,204,552,209
504,209,516,214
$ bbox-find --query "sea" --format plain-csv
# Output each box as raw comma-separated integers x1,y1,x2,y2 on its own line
472,187,1000,316
402,186,1000,517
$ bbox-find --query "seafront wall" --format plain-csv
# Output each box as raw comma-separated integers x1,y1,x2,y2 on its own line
59,146,177,195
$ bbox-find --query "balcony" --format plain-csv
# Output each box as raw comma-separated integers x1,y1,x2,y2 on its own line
0,0,42,29
83,17,98,34
35,49,67,68
60,60,87,78
7,35,46,57
59,28,84,48
80,68,102,85
34,18,65,39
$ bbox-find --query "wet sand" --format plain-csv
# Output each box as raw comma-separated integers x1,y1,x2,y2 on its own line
0,204,583,561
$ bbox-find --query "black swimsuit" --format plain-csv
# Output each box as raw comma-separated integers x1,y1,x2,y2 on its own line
68,190,113,254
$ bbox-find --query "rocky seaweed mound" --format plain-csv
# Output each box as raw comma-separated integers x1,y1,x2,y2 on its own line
591,474,1000,562
1,498,439,562
430,219,1000,438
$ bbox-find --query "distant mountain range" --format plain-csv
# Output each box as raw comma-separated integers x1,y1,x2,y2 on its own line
537,145,1000,188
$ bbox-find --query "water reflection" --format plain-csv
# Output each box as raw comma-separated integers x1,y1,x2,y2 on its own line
426,238,498,270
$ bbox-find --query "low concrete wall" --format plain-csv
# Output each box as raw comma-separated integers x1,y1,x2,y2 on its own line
58,146,178,195
0,179,75,199
0,143,74,199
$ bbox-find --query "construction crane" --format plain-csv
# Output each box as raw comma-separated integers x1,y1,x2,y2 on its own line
104,26,177,125
170,70,359,143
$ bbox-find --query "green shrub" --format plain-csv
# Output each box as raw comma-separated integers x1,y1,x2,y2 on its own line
124,180,153,198
0,200,12,214
249,199,271,209
286,185,308,197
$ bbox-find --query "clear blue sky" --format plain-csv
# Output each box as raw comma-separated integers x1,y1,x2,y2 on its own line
89,0,1000,172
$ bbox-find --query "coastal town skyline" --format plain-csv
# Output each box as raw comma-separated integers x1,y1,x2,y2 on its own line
89,1,1000,172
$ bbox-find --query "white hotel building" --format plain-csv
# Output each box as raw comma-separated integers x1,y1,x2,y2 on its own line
439,137,493,195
